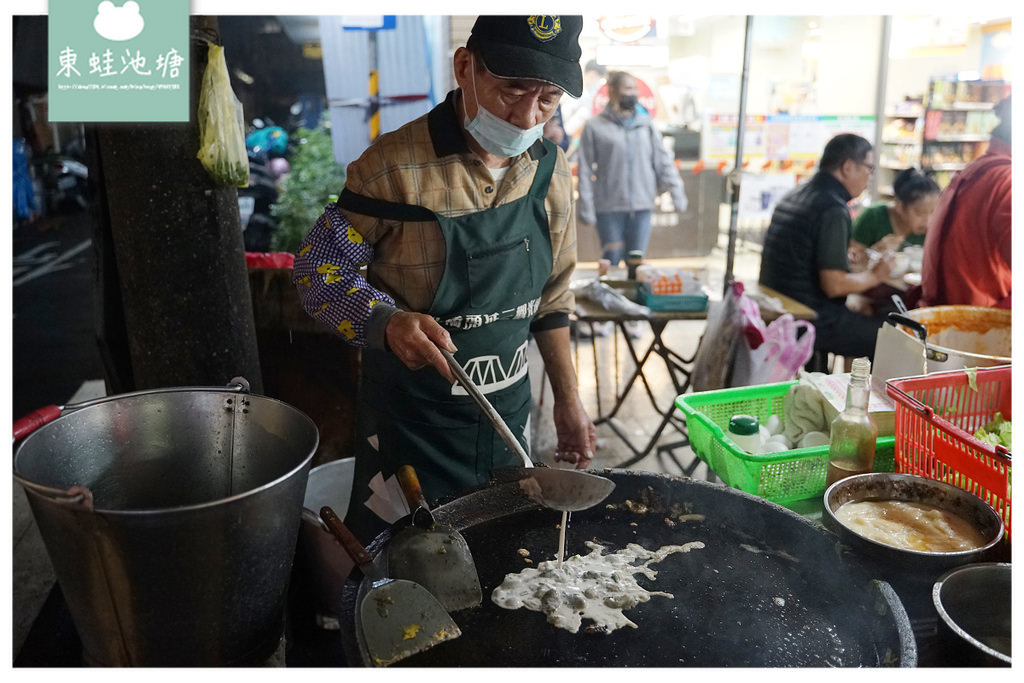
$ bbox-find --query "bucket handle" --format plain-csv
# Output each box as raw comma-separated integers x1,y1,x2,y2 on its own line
12,377,252,444
14,480,95,512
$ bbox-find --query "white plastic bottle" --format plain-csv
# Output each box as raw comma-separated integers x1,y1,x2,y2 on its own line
728,414,762,454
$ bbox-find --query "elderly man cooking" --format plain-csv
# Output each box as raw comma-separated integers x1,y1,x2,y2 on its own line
293,15,596,543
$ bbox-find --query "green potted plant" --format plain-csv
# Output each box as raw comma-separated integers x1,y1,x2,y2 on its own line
269,119,347,253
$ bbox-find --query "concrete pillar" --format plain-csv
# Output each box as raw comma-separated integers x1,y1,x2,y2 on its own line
93,16,262,392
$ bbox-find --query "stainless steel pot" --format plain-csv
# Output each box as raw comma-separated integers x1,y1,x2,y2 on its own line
932,563,1012,666
299,457,357,628
903,306,1011,372
13,379,319,666
823,472,1005,573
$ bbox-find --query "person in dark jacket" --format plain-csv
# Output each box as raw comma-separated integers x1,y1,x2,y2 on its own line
576,71,687,268
758,134,894,360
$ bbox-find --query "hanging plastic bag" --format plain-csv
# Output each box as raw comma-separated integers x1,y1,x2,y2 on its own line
575,279,653,318
732,313,816,387
736,283,767,350
691,281,745,392
196,43,249,188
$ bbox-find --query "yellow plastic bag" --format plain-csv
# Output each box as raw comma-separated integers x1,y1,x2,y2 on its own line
196,44,249,188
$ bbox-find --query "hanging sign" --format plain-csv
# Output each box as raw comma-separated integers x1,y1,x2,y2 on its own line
341,16,397,31
597,15,655,43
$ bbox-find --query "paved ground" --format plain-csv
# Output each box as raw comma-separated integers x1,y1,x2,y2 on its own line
529,240,766,481
9,207,768,660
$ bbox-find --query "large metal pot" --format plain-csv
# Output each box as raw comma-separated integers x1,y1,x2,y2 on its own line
13,379,319,666
298,457,357,627
339,470,916,667
903,306,1011,371
932,563,1012,666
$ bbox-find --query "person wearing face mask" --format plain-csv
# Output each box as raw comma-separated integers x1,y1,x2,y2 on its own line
293,15,596,544
575,71,687,273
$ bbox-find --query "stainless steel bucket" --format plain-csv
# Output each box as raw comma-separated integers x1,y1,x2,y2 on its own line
13,379,319,666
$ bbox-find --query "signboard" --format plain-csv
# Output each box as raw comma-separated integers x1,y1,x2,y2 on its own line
48,0,189,122
737,172,797,222
704,114,876,162
597,15,655,43
341,16,396,31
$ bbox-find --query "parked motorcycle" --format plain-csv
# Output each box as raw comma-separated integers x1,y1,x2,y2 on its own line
35,153,89,214
238,120,290,252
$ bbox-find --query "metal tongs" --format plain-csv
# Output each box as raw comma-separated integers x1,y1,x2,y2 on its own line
439,348,614,512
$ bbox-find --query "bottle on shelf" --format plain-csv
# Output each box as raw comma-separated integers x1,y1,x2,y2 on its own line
825,357,878,486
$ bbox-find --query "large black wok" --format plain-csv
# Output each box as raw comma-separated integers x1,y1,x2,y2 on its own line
339,471,916,667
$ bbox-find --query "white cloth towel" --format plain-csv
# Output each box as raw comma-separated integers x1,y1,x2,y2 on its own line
783,382,831,442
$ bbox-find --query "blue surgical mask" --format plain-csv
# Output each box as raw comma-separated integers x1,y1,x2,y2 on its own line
463,56,545,158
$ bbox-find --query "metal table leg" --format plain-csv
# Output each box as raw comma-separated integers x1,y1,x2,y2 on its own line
593,319,700,469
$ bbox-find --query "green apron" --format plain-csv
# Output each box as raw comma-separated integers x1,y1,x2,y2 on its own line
342,141,557,543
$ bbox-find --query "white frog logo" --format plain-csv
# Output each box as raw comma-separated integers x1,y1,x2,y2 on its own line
93,1,145,42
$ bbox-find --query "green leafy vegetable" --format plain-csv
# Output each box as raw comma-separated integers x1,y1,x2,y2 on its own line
974,412,1011,450
269,116,346,253
965,367,979,393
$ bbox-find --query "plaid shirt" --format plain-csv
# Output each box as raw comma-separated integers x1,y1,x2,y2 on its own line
293,89,578,349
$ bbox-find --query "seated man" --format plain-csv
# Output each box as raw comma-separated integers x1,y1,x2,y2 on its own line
759,134,893,361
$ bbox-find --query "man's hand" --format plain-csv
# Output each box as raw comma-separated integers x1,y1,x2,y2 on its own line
552,395,597,470
385,311,457,383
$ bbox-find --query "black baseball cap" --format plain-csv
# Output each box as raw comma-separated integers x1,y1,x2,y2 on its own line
466,16,584,98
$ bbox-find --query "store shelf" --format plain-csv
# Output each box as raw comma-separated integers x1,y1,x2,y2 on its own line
926,134,990,142
879,160,916,170
882,137,919,145
921,79,1004,177
930,102,996,111
878,185,894,197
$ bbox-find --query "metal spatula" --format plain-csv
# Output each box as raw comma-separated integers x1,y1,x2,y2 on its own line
320,506,461,667
387,465,483,612
439,347,615,512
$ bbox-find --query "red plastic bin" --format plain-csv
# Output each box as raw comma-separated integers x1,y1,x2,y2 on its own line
885,365,1011,536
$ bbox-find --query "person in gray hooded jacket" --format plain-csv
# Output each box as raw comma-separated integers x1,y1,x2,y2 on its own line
576,71,687,268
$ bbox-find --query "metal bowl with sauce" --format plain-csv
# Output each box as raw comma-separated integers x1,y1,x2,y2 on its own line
823,473,1005,572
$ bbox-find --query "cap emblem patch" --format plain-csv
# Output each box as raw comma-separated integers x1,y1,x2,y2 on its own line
527,15,561,42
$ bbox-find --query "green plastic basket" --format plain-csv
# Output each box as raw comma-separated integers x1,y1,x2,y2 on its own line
676,381,895,506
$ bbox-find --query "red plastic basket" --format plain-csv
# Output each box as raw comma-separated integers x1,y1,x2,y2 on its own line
885,365,1012,536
